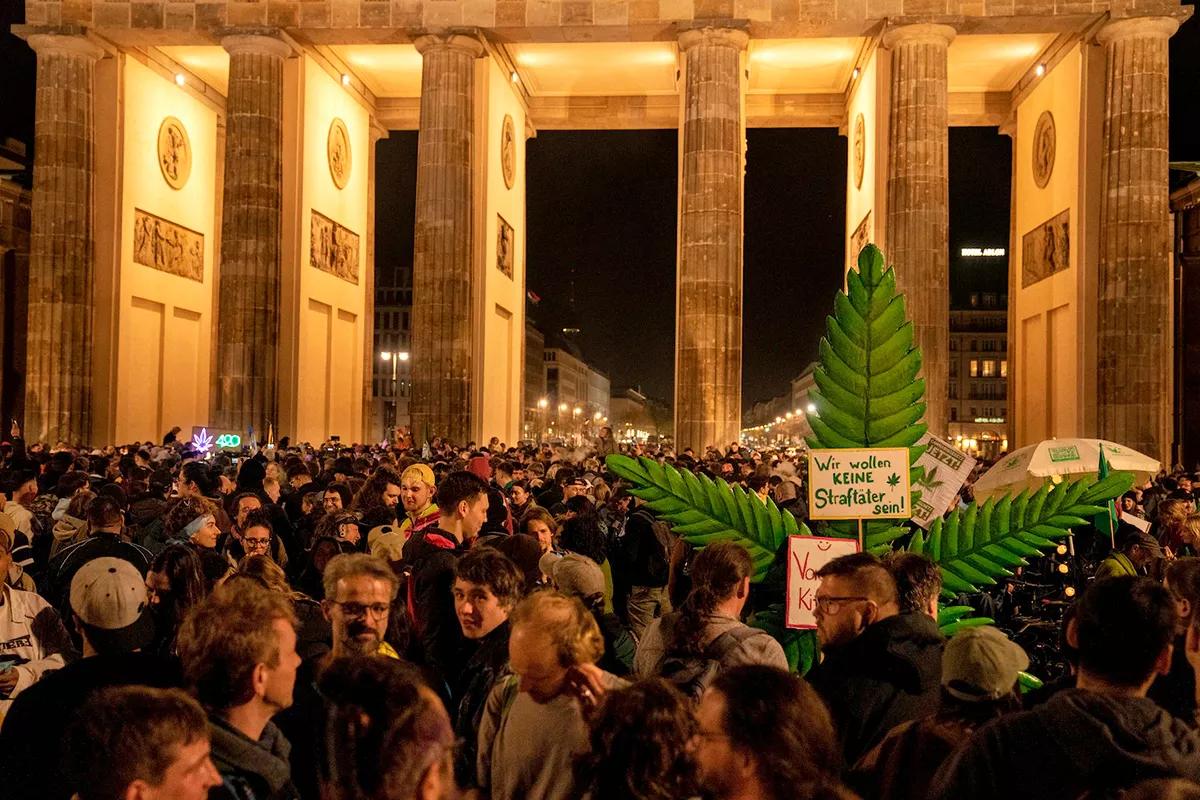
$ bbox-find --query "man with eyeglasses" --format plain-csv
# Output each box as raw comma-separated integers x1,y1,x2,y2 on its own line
277,553,400,800
806,552,943,766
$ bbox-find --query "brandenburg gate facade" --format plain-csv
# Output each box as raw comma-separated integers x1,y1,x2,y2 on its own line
12,0,1190,458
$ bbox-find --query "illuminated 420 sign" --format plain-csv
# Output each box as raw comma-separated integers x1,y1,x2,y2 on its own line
190,427,243,453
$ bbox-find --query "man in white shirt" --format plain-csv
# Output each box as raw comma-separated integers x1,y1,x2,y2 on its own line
0,527,75,713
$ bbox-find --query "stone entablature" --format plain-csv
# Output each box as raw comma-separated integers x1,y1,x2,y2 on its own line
20,0,1191,40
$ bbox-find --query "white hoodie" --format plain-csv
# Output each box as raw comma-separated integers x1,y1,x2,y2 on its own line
0,583,75,714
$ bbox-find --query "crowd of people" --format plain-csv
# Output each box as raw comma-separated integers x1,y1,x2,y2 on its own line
3,424,1200,799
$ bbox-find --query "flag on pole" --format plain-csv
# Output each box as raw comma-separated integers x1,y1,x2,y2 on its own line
1093,444,1119,547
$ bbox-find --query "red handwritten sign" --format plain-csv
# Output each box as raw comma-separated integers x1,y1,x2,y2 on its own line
785,535,861,629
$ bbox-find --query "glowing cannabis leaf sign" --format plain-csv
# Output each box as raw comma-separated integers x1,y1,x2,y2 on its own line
191,428,215,453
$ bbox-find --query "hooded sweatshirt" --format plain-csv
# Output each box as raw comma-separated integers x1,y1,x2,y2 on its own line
807,611,944,766
930,688,1200,800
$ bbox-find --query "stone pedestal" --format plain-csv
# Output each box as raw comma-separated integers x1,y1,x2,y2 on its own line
884,23,954,438
212,33,290,435
409,33,483,445
675,27,747,453
1096,16,1179,463
24,33,103,445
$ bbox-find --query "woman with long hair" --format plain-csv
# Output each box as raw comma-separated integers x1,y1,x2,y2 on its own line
234,554,332,662
634,541,787,682
573,679,698,800
145,544,206,656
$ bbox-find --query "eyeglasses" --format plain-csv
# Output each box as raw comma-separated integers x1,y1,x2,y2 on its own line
813,595,870,615
243,537,271,548
331,601,390,618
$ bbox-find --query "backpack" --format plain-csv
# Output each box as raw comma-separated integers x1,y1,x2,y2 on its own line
657,614,762,701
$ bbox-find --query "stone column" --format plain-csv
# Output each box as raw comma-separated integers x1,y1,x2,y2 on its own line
212,33,289,435
1096,16,1179,463
24,33,103,445
884,23,955,438
409,33,483,445
675,27,747,453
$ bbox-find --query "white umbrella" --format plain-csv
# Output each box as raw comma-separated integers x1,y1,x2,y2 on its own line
971,438,1160,501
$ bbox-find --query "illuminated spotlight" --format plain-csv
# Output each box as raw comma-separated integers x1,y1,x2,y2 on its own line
852,67,860,80
1057,563,1069,574
1064,586,1077,598
174,73,186,87
341,73,351,87
510,70,520,84
397,351,410,361
806,403,816,413
1056,544,1068,555
1035,62,1046,77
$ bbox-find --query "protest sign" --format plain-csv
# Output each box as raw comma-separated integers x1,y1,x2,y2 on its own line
807,448,911,520
910,434,976,530
785,535,861,629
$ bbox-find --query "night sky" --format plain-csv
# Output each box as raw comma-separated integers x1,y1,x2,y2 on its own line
2,2,1198,413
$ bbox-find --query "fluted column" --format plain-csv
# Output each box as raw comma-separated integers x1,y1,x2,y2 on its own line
24,33,103,445
410,32,483,445
212,32,289,435
884,23,954,438
675,27,747,453
1096,16,1179,463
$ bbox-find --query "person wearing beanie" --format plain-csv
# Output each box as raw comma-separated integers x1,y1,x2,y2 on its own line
397,463,440,540
469,456,513,537
851,625,1028,800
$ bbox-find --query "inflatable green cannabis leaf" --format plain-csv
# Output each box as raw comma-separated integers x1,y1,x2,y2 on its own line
605,244,1133,673
804,244,928,552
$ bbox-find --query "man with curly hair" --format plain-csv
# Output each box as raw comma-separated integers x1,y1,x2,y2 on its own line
476,590,627,800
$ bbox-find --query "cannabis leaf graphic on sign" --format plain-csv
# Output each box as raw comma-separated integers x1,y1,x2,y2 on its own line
886,473,901,488
191,428,214,454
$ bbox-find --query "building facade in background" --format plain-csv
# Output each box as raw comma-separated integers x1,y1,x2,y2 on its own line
8,0,1190,453
369,281,412,442
949,291,1008,460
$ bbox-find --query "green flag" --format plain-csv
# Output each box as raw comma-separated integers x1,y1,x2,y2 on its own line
1093,444,1119,545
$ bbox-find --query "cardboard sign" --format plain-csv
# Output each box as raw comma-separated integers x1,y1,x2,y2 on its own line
786,535,861,629
910,434,976,530
807,448,911,520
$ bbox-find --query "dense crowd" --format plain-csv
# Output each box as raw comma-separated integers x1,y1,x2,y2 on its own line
3,425,1200,799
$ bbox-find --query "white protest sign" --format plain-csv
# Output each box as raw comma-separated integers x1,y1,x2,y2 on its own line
910,434,976,530
786,535,861,629
807,448,911,520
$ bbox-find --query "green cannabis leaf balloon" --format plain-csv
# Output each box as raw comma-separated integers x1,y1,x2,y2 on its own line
805,244,928,550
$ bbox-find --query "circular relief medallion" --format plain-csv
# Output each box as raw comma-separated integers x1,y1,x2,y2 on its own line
157,117,191,190
1032,110,1056,189
853,113,866,191
501,114,516,190
327,118,352,190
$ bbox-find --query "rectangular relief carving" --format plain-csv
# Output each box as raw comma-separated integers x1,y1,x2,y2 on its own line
133,209,204,282
310,210,360,284
497,214,514,279
1022,209,1070,288
850,211,872,266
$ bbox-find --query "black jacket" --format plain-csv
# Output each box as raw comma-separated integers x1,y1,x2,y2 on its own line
208,715,299,800
0,652,183,800
403,528,468,689
807,611,943,766
453,621,511,788
622,506,668,588
930,689,1200,800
